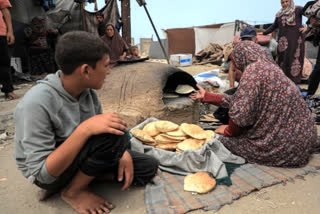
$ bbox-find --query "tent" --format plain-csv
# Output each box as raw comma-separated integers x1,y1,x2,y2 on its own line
164,21,248,56
10,0,119,34
8,0,120,72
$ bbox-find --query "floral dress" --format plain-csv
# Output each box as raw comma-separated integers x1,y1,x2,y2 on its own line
220,41,317,167
263,6,305,84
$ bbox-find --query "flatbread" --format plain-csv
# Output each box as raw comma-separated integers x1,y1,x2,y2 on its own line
131,129,156,145
155,134,181,144
159,134,187,141
163,93,180,98
184,172,216,194
204,130,215,144
154,120,179,132
175,84,195,94
177,139,202,151
155,143,179,151
166,127,187,137
143,121,160,137
180,123,206,140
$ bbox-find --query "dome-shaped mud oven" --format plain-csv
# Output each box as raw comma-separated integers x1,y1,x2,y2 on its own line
98,62,200,128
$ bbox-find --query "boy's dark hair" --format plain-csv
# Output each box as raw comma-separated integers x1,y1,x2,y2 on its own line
55,31,110,75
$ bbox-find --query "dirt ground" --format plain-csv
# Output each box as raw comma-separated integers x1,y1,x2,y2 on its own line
0,63,319,214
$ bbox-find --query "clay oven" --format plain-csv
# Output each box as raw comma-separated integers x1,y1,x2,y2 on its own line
97,62,200,128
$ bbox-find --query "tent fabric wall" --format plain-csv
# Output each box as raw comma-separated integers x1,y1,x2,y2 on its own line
10,0,119,34
10,0,45,24
149,39,168,59
85,0,120,35
165,28,195,56
165,22,244,56
10,0,82,32
194,27,219,54
210,22,238,46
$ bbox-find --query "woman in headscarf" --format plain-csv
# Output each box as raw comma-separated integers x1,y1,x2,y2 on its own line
263,0,305,84
101,23,129,66
190,40,318,167
24,16,58,74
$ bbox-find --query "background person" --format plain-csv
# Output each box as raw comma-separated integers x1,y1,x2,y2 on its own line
101,23,129,66
95,12,105,37
303,1,320,96
263,0,306,84
24,16,58,75
0,0,17,100
127,45,140,59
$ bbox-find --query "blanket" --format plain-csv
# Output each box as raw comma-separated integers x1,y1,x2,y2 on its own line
145,154,320,214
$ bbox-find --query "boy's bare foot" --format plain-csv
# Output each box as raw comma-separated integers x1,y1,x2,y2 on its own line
5,92,18,100
62,188,114,214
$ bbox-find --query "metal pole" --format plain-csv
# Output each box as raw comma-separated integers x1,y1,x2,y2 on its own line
142,4,169,64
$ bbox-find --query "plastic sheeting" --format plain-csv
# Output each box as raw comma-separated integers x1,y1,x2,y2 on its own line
10,0,119,34
194,27,219,54
195,23,241,53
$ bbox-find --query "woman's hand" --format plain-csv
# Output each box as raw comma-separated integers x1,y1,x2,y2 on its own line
189,84,206,100
215,125,228,135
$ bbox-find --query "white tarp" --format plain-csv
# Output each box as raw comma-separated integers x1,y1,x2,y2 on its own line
194,27,219,54
195,22,240,54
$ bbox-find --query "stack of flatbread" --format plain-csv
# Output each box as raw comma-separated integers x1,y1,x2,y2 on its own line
130,121,215,152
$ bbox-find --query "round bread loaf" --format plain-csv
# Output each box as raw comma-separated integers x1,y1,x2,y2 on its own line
184,172,216,194
180,123,206,140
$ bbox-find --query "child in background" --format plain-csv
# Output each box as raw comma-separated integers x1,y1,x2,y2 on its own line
128,45,141,59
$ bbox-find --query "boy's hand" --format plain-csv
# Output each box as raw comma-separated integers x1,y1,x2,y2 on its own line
118,150,134,190
189,84,206,100
83,113,127,136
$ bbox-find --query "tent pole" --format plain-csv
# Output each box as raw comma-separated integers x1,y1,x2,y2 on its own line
121,0,131,45
142,4,169,64
81,2,87,31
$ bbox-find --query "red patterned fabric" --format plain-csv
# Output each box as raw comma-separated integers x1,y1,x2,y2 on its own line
202,92,223,106
224,119,242,137
220,41,317,167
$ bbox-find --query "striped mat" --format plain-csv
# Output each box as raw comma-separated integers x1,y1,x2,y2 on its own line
145,154,320,214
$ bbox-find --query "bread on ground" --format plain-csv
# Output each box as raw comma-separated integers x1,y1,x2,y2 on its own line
184,172,216,194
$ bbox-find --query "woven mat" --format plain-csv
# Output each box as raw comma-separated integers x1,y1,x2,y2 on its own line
145,154,320,214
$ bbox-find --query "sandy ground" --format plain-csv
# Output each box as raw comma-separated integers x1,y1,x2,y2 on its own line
0,63,319,214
